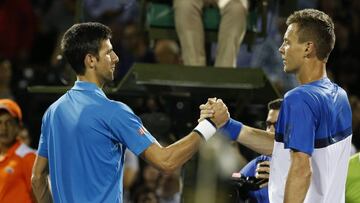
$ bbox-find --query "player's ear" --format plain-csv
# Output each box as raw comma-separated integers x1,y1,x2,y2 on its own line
84,54,97,70
304,41,315,58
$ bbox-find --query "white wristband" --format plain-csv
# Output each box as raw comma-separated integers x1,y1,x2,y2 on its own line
193,119,217,141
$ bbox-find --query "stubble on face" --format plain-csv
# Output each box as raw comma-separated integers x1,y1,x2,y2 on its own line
279,23,305,74
95,39,118,85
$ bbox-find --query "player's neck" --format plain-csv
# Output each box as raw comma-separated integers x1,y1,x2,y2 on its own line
77,74,105,89
296,60,327,85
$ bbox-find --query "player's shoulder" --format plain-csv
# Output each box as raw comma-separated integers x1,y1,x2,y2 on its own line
108,100,131,111
284,86,311,104
284,81,327,106
43,93,68,115
107,100,135,115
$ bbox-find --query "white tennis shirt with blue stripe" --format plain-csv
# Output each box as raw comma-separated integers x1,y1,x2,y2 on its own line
37,81,155,203
269,77,352,203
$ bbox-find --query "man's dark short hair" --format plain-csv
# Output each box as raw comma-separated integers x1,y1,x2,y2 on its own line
267,99,283,111
286,9,335,61
61,22,112,75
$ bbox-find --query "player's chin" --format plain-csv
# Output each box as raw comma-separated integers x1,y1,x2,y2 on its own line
107,75,114,82
283,66,293,73
103,74,114,83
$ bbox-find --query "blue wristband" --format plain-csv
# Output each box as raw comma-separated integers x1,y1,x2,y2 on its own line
220,118,243,141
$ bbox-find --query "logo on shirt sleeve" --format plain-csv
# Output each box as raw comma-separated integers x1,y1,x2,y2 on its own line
138,126,148,135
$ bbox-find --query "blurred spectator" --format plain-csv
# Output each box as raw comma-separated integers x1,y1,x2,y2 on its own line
116,23,156,80
124,150,140,202
249,14,297,92
157,172,181,203
143,164,161,190
236,5,297,93
131,162,181,203
130,164,161,202
42,0,75,35
0,58,14,99
154,40,182,65
41,0,76,67
174,0,248,67
0,0,36,61
0,99,36,203
140,95,171,136
134,186,159,203
83,0,139,24
17,127,32,147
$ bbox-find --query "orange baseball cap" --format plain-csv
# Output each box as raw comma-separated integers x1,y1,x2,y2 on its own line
0,99,22,123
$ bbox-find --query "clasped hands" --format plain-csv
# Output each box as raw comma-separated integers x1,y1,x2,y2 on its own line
198,97,230,128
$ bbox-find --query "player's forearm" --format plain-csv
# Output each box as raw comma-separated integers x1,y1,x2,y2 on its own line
31,174,53,203
160,132,202,173
237,125,274,155
284,159,311,203
166,132,203,170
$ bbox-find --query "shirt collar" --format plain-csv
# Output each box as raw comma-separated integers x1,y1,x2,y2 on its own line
305,77,330,86
71,81,106,97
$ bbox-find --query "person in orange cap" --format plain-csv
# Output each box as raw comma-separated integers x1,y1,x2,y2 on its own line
0,99,36,203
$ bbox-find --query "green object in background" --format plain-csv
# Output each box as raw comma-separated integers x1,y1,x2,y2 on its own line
345,153,360,203
146,4,175,28
147,3,221,30
202,7,221,30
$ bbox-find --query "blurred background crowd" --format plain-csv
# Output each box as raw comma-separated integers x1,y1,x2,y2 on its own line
0,0,359,202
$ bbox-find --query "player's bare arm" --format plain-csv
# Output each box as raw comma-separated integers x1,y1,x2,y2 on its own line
141,99,229,173
284,150,312,203
31,155,53,203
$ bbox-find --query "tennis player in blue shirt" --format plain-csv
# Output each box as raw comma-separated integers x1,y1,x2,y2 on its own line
201,9,352,203
31,22,229,203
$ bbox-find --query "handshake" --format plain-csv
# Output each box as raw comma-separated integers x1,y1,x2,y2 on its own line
194,98,243,141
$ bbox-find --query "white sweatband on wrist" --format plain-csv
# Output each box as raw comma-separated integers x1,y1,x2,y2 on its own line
193,119,217,141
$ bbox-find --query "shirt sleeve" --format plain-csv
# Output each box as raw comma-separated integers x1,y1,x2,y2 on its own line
37,111,49,158
109,103,156,156
240,155,271,177
124,150,139,170
240,158,258,177
281,94,316,156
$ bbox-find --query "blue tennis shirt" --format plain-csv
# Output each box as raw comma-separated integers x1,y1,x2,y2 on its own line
38,81,155,203
275,77,352,155
270,77,352,203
